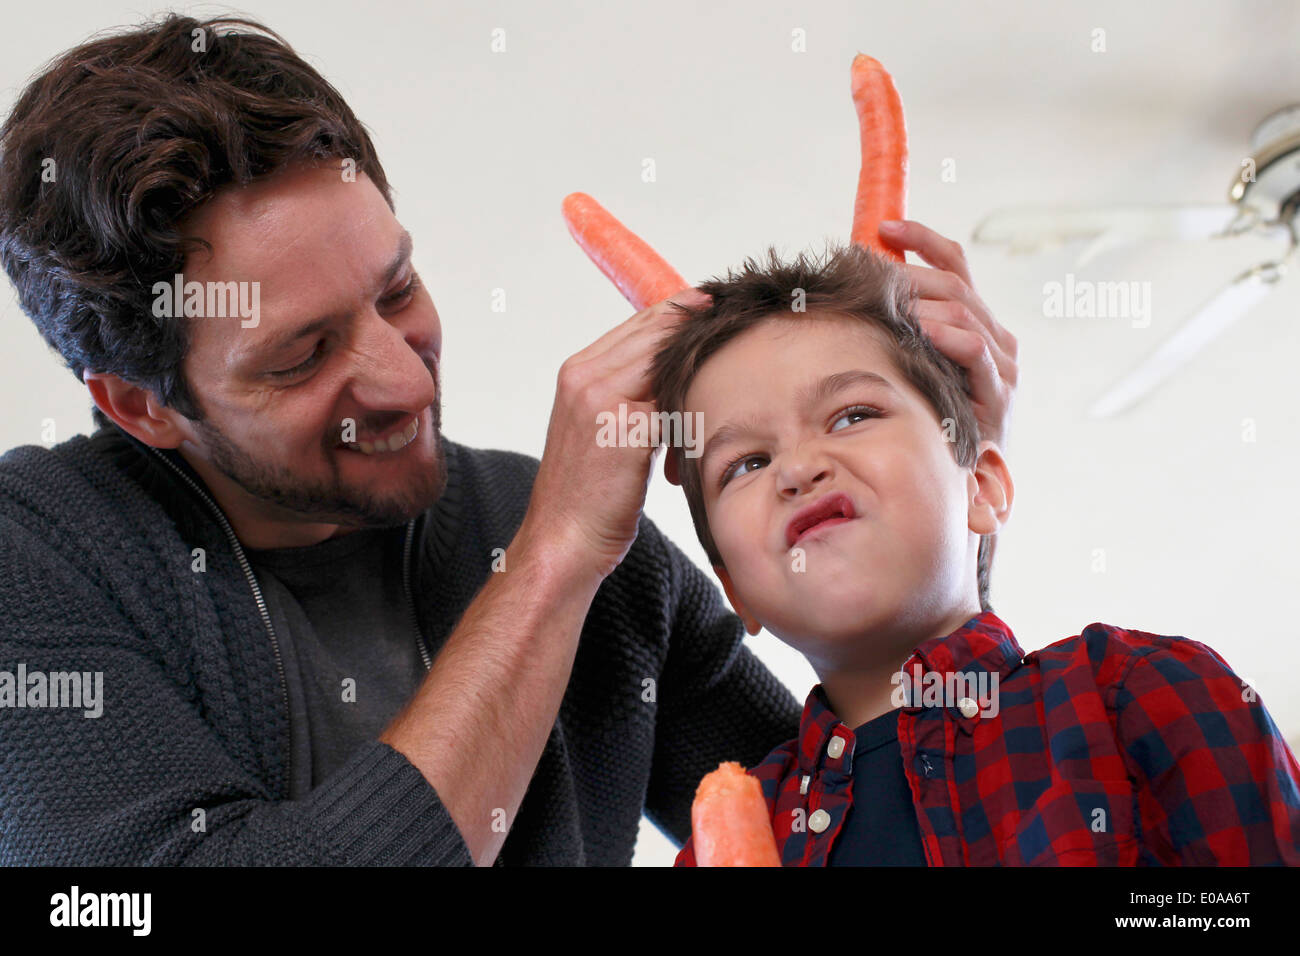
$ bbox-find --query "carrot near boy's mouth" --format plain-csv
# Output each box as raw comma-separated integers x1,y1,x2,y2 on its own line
786,491,857,548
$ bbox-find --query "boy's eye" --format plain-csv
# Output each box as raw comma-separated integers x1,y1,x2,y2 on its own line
720,454,767,488
830,404,881,432
715,406,882,485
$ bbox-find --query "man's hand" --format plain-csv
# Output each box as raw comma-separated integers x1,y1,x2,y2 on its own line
878,219,1018,451
518,287,713,581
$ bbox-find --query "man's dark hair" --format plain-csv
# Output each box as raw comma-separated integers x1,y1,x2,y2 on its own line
0,14,393,430
650,240,994,612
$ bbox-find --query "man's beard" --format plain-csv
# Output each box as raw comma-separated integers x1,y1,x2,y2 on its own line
192,395,447,531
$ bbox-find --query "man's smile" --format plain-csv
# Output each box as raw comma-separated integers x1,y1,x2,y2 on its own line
335,409,421,455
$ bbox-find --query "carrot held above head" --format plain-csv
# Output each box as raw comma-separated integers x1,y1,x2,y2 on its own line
561,192,690,311
564,55,907,298
849,53,908,262
691,761,782,867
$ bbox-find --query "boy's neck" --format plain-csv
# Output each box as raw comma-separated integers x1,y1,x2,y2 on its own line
815,604,984,730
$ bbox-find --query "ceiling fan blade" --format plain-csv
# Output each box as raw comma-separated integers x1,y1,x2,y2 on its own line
1088,263,1284,418
973,204,1243,254
1074,233,1144,269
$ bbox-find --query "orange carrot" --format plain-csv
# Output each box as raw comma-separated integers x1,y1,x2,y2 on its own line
691,761,781,866
561,192,689,310
849,54,908,262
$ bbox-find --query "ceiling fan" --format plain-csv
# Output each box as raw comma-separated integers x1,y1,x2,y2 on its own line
972,105,1300,417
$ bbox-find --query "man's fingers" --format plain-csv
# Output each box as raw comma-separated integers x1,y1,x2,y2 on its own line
574,287,710,366
609,316,701,400
876,219,1017,448
559,321,685,416
557,288,711,440
916,316,1006,438
903,262,1018,359
914,299,1017,388
879,219,972,285
667,287,712,309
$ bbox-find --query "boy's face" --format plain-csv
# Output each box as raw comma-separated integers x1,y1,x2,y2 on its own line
686,313,987,663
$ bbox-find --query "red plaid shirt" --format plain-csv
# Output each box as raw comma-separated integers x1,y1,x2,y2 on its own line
675,611,1300,866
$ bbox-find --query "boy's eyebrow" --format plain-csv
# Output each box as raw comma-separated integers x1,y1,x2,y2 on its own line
699,369,897,473
240,230,414,363
795,369,897,409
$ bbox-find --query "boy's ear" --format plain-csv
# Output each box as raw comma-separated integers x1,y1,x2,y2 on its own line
968,439,1014,536
715,565,761,635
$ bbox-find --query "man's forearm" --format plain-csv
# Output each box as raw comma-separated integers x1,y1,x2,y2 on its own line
378,519,603,866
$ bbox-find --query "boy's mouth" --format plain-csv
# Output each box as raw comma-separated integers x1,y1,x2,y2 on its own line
786,492,856,548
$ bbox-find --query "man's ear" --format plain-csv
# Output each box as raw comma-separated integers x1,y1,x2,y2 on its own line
968,439,1013,536
83,370,188,449
663,448,681,486
715,565,761,635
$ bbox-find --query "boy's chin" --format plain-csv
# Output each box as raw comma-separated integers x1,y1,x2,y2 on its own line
761,596,901,651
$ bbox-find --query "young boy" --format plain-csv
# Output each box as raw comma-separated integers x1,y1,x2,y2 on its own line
652,241,1300,866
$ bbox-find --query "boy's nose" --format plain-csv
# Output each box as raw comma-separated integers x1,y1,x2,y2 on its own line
778,452,834,498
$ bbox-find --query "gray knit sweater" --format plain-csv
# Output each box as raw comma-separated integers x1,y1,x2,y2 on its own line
0,425,801,865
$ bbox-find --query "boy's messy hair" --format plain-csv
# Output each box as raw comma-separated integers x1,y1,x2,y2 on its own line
650,240,993,612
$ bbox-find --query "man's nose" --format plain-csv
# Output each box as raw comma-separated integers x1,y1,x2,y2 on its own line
346,308,439,411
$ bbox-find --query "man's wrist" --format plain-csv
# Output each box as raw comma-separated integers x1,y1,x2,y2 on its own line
508,515,608,599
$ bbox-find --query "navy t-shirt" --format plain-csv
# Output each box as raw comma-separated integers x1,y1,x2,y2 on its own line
827,708,928,865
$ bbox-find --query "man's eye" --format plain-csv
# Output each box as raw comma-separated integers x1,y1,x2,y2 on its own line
830,405,881,432
720,454,767,488
382,272,422,307
269,342,325,380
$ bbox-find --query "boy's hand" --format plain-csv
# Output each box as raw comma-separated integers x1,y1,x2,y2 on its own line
878,219,1018,452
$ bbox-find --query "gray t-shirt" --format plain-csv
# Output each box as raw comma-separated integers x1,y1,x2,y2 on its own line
245,520,429,798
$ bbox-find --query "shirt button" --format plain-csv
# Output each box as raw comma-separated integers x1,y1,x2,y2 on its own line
958,697,979,719
809,809,831,833
826,736,846,759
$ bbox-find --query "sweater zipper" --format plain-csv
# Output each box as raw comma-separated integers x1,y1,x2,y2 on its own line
403,517,433,670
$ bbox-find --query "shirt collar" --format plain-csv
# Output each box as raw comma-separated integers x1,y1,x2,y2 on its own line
794,684,854,780
906,609,1026,684
794,610,1026,775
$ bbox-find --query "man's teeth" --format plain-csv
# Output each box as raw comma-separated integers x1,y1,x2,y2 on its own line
344,415,419,455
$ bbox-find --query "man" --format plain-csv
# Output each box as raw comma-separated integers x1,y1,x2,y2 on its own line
0,14,1016,865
